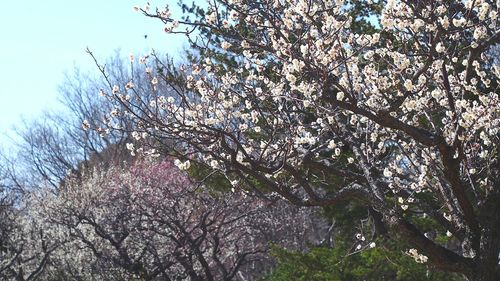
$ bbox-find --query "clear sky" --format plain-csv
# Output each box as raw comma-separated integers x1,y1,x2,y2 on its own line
0,0,186,145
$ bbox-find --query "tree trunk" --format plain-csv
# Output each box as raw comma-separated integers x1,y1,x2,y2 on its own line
467,263,500,281
468,192,500,281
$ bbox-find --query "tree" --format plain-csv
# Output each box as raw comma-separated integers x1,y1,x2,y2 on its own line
7,52,151,192
1,50,331,280
0,189,62,281
95,1,500,280
263,243,464,281
34,158,326,280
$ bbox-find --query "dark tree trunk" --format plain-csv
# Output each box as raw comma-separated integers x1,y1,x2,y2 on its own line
467,192,500,281
467,264,500,281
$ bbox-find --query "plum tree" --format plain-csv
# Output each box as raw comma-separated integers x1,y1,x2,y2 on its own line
93,1,500,280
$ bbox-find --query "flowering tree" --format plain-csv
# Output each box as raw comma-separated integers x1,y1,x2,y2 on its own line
92,0,500,280
40,159,324,280
0,192,63,281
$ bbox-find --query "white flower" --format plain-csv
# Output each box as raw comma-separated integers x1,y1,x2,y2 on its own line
132,131,141,140
403,80,414,91
210,159,220,169
174,159,191,170
473,26,486,40
436,42,446,53
82,120,90,130
383,168,392,177
206,11,217,24
443,212,452,221
439,16,449,29
452,18,465,27
240,40,250,48
407,248,428,263
328,140,336,149
126,143,135,151
300,44,308,56
221,41,232,50
286,73,297,84
125,81,134,89
230,10,238,20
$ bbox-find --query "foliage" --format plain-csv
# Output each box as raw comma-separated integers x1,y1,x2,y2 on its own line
1,157,327,280
1,0,499,280
263,241,465,281
94,0,500,280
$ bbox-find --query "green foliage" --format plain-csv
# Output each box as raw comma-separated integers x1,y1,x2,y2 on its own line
185,160,233,192
262,241,465,281
346,0,382,34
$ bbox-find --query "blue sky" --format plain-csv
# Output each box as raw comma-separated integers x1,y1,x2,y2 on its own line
0,0,186,145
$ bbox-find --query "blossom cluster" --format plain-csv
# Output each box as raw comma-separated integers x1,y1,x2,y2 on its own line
99,0,500,273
